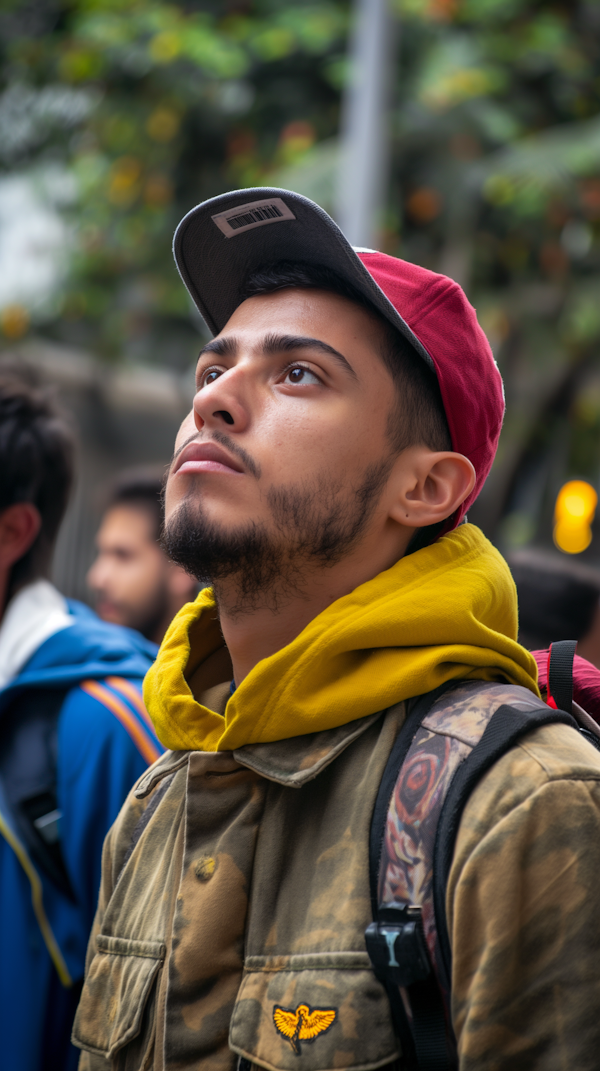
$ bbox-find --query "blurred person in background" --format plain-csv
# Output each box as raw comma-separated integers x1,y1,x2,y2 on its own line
510,547,600,668
87,468,198,645
0,365,162,1071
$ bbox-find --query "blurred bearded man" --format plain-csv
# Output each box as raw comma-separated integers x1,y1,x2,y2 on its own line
87,469,197,645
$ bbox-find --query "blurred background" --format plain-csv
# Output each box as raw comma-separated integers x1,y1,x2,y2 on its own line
2,0,600,603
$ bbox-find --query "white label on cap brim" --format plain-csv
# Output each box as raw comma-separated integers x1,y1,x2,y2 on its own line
212,197,296,238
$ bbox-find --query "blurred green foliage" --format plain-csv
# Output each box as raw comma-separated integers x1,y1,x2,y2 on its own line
2,0,600,548
385,0,600,551
0,0,347,365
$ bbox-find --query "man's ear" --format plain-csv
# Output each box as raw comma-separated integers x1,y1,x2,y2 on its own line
388,448,476,528
0,503,42,570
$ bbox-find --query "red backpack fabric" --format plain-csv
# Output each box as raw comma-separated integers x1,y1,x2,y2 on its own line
532,646,600,725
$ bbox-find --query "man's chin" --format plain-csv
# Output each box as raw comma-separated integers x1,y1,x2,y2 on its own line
166,494,241,532
162,502,274,588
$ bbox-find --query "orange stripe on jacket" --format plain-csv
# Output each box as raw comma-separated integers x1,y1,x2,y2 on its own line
105,676,156,734
80,680,160,766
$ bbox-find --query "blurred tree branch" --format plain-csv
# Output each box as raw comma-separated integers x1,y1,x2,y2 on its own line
0,0,348,365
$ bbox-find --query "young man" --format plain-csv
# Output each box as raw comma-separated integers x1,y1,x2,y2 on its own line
74,190,600,1070
0,367,162,1071
87,468,198,644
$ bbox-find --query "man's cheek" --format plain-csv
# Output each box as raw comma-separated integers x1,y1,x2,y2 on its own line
176,410,196,445
163,476,179,521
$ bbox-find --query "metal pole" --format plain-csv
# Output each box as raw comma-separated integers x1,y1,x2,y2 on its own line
336,0,394,248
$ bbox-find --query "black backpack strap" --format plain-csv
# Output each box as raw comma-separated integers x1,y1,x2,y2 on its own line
432,702,578,991
368,682,461,1071
546,640,600,752
548,639,577,714
365,901,450,1070
0,686,74,899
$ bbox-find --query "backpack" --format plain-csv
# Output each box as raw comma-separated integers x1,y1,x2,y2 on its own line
365,641,600,1071
0,677,159,901
0,686,74,899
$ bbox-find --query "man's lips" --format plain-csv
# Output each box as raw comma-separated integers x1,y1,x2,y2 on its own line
173,441,245,476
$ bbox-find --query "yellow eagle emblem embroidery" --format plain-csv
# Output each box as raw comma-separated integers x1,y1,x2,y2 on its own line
273,1003,337,1055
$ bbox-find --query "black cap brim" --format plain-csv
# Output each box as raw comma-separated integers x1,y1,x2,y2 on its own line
172,187,433,370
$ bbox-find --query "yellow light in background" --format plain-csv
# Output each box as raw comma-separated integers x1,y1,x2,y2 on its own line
554,520,593,553
553,479,598,554
555,480,597,520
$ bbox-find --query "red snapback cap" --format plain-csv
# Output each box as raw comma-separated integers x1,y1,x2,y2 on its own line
355,251,504,524
173,188,504,529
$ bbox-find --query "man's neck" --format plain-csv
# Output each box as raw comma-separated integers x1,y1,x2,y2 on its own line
217,580,334,687
218,527,413,685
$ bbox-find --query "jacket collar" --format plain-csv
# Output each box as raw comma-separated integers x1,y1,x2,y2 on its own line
135,706,394,798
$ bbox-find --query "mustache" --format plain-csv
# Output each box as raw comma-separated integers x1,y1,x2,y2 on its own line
170,429,261,480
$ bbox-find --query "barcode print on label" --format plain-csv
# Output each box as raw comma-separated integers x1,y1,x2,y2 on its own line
211,197,295,238
228,205,283,229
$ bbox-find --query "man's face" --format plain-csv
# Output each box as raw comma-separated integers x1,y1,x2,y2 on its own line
87,505,169,638
163,288,403,601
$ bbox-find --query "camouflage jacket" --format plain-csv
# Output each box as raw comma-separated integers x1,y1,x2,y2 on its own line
73,682,600,1071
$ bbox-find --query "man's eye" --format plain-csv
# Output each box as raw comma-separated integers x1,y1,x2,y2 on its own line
199,368,222,388
284,366,320,386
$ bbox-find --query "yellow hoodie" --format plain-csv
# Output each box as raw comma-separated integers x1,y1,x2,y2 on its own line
145,523,539,752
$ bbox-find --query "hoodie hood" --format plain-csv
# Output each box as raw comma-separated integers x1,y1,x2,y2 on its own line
0,599,157,712
145,524,539,753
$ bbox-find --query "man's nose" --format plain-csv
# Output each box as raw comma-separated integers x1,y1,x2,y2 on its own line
192,368,250,433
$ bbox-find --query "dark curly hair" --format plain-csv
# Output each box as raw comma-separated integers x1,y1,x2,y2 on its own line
0,361,75,595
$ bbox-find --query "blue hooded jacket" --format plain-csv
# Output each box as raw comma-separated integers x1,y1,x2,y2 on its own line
0,600,160,1071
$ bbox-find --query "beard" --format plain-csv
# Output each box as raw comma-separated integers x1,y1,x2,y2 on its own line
162,457,393,615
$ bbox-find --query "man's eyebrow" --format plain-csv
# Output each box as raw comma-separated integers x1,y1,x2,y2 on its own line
198,336,238,360
197,332,358,380
263,334,358,379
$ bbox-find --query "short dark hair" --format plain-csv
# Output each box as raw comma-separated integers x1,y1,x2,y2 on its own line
241,261,452,455
0,363,75,593
509,549,600,649
105,467,165,542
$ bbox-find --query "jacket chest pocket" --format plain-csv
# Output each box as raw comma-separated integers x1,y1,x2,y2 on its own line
72,934,165,1070
229,953,399,1071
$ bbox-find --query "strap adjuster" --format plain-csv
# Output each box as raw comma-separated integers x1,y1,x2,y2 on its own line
365,903,431,987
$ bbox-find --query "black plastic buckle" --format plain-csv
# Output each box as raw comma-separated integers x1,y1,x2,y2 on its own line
365,903,431,987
